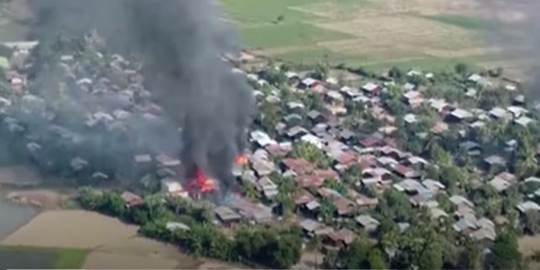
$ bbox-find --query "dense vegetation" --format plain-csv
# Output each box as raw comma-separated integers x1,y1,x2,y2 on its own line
10,31,538,269
76,185,527,269
250,61,538,269
76,188,302,269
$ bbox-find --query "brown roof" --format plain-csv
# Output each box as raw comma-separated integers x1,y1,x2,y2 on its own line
314,169,339,180
495,172,517,183
120,191,143,207
358,155,377,169
383,138,398,147
431,122,449,134
282,158,314,175
356,195,379,207
328,228,357,245
359,136,382,148
317,187,342,199
333,198,356,215
297,174,325,188
292,191,315,205
265,144,290,157
393,164,414,177
335,151,358,165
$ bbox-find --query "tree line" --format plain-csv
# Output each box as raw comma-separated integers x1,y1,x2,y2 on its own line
76,187,302,269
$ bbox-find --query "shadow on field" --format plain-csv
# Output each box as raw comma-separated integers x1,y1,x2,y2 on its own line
0,249,55,269
0,246,87,269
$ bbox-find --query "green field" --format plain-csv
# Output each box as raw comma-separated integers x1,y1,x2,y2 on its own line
222,0,358,49
421,14,493,31
0,0,505,72
220,0,501,71
0,245,88,269
240,22,352,49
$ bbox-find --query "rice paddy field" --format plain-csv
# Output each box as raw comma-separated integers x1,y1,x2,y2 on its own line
0,0,526,72
220,0,515,71
0,210,240,269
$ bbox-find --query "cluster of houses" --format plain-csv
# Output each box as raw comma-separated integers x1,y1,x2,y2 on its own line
186,62,540,250
0,39,185,182
3,36,540,252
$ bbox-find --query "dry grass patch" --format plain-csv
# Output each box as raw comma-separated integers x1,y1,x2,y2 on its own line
1,210,138,249
424,47,500,58
399,0,481,16
290,1,372,21
314,14,478,58
319,39,425,58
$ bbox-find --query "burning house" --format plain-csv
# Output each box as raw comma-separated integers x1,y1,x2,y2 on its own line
0,0,254,204
186,153,248,199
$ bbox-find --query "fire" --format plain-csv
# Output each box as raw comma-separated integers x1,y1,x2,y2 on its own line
187,169,215,196
234,154,248,165
187,154,246,199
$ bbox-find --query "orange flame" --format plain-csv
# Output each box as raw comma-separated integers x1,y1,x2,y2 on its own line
234,154,248,165
188,169,215,195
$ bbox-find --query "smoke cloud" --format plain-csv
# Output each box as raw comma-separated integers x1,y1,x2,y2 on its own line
23,0,254,192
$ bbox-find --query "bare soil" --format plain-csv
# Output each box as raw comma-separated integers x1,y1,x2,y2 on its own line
0,210,246,269
1,210,138,249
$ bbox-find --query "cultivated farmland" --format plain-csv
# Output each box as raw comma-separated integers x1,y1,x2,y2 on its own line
220,0,507,69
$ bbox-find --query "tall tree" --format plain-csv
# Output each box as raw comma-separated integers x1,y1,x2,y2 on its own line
366,248,387,269
459,238,481,270
486,231,522,270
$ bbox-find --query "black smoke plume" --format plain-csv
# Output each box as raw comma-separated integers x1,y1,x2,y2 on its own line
26,0,255,192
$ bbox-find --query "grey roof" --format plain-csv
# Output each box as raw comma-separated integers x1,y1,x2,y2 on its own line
470,227,496,241
453,219,477,232
517,201,540,213
484,155,506,166
430,208,449,219
489,107,510,118
299,219,322,232
306,201,320,210
450,195,474,207
355,215,380,227
451,108,473,119
215,206,241,221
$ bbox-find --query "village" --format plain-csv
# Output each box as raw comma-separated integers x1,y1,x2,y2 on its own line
0,31,538,269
